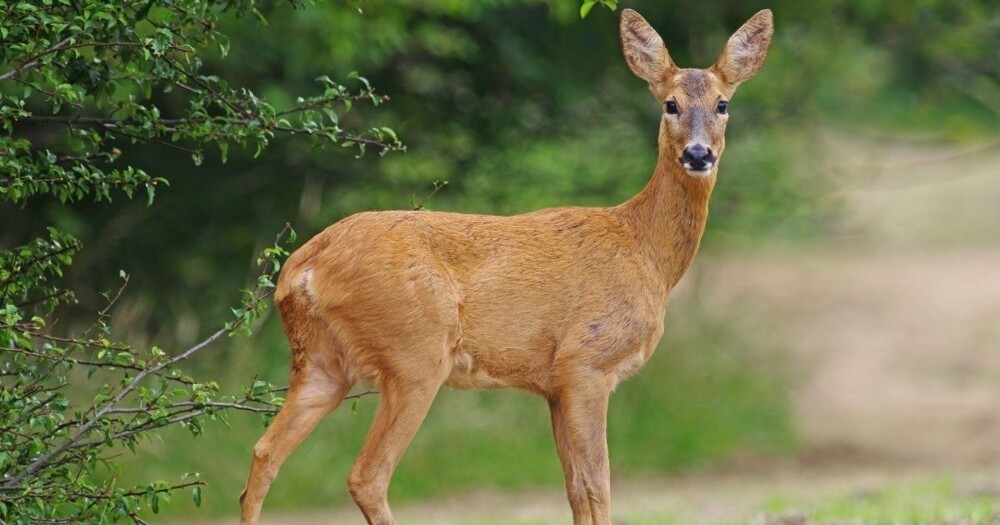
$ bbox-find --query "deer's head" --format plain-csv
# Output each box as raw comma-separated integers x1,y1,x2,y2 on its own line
620,9,773,178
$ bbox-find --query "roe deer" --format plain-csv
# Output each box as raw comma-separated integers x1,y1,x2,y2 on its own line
240,8,773,525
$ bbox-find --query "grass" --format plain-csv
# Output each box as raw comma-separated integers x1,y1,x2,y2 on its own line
117,299,794,519
756,477,1000,525
453,475,1000,525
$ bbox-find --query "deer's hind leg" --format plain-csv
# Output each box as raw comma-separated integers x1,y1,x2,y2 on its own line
239,301,353,525
347,368,446,525
344,317,456,523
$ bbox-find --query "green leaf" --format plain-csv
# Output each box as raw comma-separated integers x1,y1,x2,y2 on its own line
192,485,202,507
135,0,155,20
580,1,596,18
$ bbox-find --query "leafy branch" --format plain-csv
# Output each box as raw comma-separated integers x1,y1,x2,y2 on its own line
0,225,315,523
0,0,405,207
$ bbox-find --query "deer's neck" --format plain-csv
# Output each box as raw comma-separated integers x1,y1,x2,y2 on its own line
619,152,715,291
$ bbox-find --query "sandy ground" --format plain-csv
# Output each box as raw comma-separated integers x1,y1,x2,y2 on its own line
218,132,1000,524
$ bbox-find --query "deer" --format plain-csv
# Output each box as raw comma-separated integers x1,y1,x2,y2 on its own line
239,7,773,525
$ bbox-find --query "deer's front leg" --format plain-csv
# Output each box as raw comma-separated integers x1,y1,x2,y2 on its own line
555,378,612,525
549,398,594,525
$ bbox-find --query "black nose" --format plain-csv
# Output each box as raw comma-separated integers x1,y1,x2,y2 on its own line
680,145,715,170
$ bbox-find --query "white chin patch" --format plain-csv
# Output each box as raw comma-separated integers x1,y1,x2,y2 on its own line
682,162,714,177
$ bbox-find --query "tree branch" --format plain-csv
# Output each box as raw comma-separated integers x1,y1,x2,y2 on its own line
0,33,84,82
1,227,291,489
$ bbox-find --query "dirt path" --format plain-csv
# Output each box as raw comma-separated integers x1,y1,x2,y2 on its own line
234,466,968,524
689,247,1000,468
744,131,1000,467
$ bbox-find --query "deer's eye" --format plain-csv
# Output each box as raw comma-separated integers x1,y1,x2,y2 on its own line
716,100,729,114
664,100,679,115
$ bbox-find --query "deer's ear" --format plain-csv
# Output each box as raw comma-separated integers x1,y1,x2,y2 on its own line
620,9,674,84
713,9,773,86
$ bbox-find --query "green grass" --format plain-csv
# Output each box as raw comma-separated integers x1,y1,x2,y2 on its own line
117,302,793,519
756,477,1000,525
456,476,1000,525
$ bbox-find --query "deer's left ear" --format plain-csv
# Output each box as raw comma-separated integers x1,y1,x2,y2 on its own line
712,9,773,86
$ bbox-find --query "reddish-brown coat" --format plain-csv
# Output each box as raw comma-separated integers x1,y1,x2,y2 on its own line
240,8,773,525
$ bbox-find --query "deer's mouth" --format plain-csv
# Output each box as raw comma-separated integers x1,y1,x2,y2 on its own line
678,156,716,175
681,160,714,171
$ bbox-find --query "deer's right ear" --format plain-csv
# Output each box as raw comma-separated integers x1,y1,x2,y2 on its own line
620,9,673,84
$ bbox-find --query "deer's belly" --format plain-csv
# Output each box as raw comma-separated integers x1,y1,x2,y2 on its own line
444,353,512,389
443,346,552,393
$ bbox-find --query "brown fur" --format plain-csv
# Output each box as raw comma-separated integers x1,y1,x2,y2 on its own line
240,8,773,525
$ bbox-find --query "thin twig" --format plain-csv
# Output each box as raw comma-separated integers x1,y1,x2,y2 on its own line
412,180,449,211
160,54,244,115
274,89,385,116
15,289,74,308
5,325,132,351
82,273,130,338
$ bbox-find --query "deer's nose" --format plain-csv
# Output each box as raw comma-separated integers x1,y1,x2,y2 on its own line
680,144,715,171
